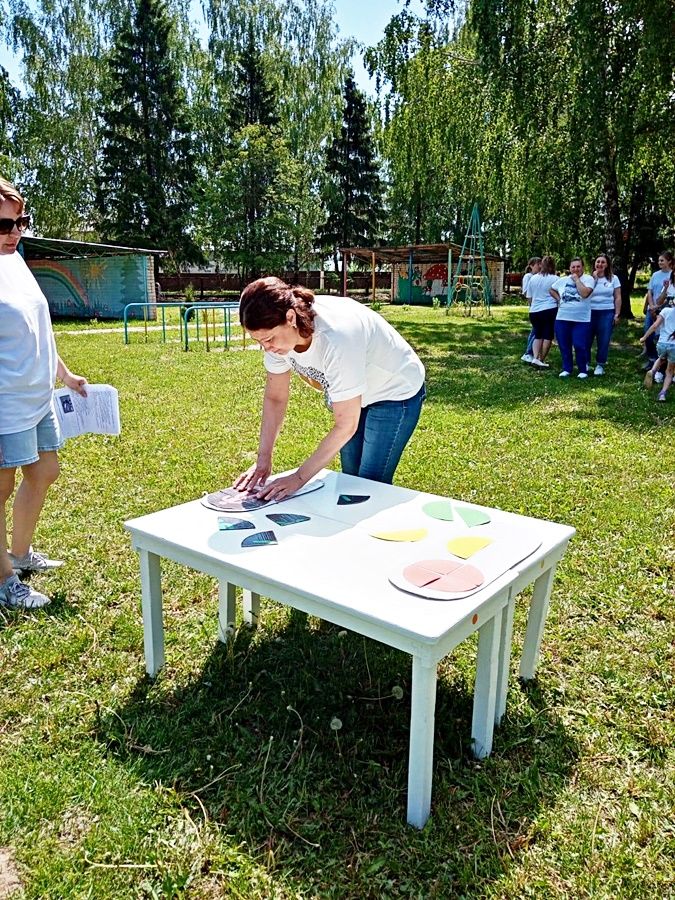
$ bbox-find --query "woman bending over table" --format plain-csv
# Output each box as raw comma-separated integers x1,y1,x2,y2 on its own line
235,277,426,501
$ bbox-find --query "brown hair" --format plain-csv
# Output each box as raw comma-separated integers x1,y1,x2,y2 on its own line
239,277,316,338
540,255,556,275
527,256,541,269
0,177,25,212
658,250,674,267
594,253,613,280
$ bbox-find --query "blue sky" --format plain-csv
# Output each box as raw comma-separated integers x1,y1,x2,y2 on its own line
3,0,425,95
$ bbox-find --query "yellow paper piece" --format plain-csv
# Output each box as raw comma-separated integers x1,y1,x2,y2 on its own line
447,536,492,559
371,528,428,542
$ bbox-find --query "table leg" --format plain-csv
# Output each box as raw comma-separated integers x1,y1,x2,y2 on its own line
139,550,164,677
495,595,515,725
471,607,502,758
407,656,438,829
218,581,236,642
519,565,556,681
242,589,260,627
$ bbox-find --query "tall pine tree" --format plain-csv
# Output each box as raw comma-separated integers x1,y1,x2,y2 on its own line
199,21,298,282
96,0,202,269
318,73,384,275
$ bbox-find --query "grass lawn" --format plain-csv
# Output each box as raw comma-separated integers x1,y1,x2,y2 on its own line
1,304,673,899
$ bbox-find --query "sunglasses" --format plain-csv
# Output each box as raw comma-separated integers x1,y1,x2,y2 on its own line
0,215,30,236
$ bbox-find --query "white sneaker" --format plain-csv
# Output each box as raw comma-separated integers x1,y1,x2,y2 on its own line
559,371,571,378
654,371,665,384
521,353,534,363
531,358,550,368
0,575,51,609
594,365,605,376
578,372,589,379
8,547,64,574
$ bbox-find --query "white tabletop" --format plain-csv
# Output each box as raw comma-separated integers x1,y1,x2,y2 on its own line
125,471,574,647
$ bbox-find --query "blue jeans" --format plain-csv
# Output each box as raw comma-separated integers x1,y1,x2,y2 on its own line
555,319,591,374
340,383,426,484
643,311,658,362
524,328,535,355
588,309,615,366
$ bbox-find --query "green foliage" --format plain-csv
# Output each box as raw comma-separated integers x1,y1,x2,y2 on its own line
96,0,202,269
317,73,384,271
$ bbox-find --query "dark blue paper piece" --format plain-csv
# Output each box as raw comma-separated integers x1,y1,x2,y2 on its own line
337,494,370,505
241,530,278,548
218,517,255,531
266,513,310,526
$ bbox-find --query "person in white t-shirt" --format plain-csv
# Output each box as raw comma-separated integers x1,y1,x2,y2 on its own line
642,251,674,368
0,178,88,610
641,277,675,401
526,255,558,368
520,256,541,362
234,277,426,501
587,253,622,376
550,258,595,378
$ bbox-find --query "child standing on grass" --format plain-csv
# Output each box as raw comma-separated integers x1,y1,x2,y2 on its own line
0,177,88,610
641,302,675,401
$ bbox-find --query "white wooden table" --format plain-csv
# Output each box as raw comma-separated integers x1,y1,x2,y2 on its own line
125,470,573,828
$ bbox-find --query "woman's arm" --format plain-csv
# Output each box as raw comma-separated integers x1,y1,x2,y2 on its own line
56,355,88,396
574,276,593,298
613,286,622,322
640,315,664,343
234,371,291,490
254,395,362,501
549,288,561,303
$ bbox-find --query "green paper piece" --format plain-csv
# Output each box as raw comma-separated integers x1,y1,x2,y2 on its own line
422,500,454,522
455,506,491,527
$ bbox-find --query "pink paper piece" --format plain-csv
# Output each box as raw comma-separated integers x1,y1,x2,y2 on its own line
403,559,463,587
433,565,484,592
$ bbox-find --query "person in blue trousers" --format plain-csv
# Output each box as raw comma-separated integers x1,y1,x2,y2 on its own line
587,254,622,376
550,259,594,378
235,277,426,500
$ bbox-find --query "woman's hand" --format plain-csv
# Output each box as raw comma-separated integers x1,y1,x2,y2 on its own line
233,459,272,492
254,471,304,502
639,334,647,344
62,371,88,397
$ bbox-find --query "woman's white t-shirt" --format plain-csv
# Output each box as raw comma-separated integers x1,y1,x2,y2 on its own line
526,273,558,313
657,307,675,344
552,274,594,323
589,274,621,311
0,251,58,434
263,295,425,409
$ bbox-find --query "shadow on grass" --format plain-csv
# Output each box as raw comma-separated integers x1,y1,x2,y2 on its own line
95,613,578,896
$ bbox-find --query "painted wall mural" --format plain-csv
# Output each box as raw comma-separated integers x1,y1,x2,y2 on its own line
27,254,155,319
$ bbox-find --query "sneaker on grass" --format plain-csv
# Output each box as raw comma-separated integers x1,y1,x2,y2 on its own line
578,372,589,379
521,353,534,363
531,358,549,368
657,391,667,402
0,575,50,609
559,371,571,378
594,365,605,376
8,548,64,574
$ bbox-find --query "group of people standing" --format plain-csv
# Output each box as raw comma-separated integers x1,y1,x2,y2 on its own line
520,255,621,378
520,252,675,399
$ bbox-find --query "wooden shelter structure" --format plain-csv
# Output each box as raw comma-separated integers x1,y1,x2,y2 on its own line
339,243,504,305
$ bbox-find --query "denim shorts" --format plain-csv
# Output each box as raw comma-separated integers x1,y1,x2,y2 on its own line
0,407,64,468
656,341,675,364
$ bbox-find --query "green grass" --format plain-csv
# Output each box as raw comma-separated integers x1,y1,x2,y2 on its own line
1,305,673,898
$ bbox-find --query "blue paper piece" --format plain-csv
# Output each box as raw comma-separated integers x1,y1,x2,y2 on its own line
266,513,310,526
337,494,370,505
218,517,255,531
241,530,278,548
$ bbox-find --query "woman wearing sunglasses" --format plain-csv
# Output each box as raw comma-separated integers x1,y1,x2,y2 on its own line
0,177,88,610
